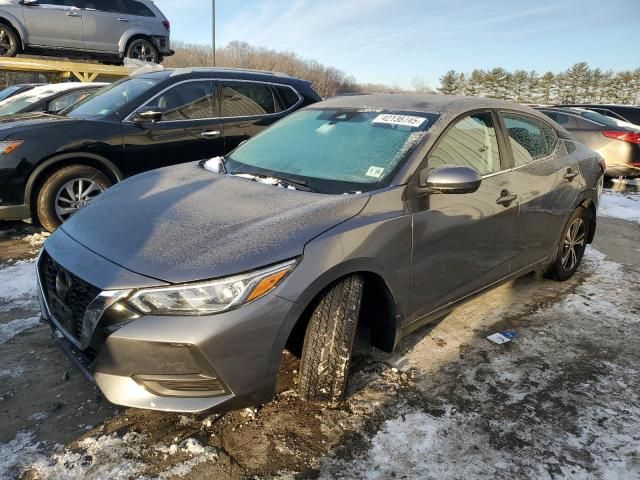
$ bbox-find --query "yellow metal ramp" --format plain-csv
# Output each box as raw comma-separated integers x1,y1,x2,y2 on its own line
0,56,129,82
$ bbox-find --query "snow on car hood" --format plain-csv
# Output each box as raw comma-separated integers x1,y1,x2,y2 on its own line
60,162,370,284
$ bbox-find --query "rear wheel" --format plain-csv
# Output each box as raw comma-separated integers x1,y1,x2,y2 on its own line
0,24,19,57
547,207,589,281
36,165,111,231
125,38,159,63
298,275,364,403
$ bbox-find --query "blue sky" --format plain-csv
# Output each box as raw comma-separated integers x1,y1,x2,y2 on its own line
154,0,638,89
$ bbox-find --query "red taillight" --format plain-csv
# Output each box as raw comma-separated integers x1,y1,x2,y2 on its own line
162,20,170,31
603,131,640,145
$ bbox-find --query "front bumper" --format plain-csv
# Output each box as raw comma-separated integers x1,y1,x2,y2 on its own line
38,238,301,413
0,203,29,221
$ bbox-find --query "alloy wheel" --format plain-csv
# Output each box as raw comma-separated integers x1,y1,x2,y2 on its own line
561,217,585,271
54,178,105,222
0,29,14,56
131,42,157,63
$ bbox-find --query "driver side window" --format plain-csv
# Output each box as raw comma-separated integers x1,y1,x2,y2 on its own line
428,112,501,176
146,81,216,121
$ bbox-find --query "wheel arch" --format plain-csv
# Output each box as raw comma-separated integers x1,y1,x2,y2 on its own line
120,31,156,56
0,14,25,49
25,153,123,213
283,264,403,361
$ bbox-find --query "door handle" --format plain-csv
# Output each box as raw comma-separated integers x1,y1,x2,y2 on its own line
66,11,80,16
117,17,130,22
496,189,518,206
201,130,222,138
563,168,578,181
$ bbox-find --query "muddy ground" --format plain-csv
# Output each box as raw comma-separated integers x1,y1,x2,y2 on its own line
0,197,639,479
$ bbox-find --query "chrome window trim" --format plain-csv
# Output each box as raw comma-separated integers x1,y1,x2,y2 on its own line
123,78,303,124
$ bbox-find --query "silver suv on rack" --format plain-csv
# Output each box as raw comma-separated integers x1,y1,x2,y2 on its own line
0,0,173,63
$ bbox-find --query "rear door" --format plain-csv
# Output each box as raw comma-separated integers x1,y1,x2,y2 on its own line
82,0,130,52
219,81,293,153
121,79,225,174
498,111,579,270
409,111,518,319
22,0,84,49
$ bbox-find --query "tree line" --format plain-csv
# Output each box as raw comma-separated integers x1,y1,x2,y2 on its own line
437,63,640,104
164,41,411,98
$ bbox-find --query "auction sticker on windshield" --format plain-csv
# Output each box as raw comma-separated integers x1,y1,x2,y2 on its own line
373,114,427,128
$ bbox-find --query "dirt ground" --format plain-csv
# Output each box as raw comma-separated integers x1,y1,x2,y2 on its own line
1,194,639,479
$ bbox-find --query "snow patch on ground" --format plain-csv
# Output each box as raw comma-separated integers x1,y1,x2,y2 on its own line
599,191,640,224
0,260,38,310
0,317,41,344
322,248,640,479
0,366,26,378
0,431,218,480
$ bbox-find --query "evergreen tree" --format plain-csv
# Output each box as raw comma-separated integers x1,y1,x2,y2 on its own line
438,70,459,95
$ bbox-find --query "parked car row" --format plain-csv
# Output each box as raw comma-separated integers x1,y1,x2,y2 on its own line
536,106,640,178
0,0,173,64
0,82,107,116
0,68,321,230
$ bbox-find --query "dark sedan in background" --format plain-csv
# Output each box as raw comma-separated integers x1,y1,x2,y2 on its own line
39,95,604,413
556,104,640,126
0,68,320,230
537,106,640,178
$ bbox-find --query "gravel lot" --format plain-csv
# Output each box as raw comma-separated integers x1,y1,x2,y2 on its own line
1,191,639,479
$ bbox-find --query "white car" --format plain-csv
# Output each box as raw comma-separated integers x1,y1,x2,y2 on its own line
0,82,108,116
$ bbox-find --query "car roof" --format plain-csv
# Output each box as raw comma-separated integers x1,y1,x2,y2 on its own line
138,67,311,85
312,94,544,115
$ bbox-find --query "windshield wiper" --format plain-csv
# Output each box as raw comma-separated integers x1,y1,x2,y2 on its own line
232,171,314,192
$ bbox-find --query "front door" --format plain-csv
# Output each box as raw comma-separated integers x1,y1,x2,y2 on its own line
22,0,84,49
122,80,225,175
409,111,518,320
81,0,131,52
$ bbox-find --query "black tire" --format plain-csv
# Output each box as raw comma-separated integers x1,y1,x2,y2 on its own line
547,206,589,281
36,165,111,232
125,38,159,64
298,275,364,403
0,24,19,57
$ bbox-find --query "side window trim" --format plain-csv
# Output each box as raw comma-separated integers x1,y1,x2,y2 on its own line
124,79,217,123
123,79,302,123
421,108,504,179
498,110,559,169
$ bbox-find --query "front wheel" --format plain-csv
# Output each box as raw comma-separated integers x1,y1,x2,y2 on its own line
298,275,364,403
547,207,589,281
0,25,19,57
126,38,159,64
36,165,112,232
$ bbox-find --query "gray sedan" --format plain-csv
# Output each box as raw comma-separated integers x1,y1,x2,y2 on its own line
38,95,604,413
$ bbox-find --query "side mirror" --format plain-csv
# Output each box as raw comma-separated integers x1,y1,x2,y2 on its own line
133,107,163,124
419,165,482,194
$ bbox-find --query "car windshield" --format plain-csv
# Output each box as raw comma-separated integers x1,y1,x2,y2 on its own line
225,109,437,194
579,110,638,129
0,85,25,102
66,77,160,119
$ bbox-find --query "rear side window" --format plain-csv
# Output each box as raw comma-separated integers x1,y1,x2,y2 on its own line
38,0,82,5
221,82,277,117
428,112,501,176
275,86,300,110
48,90,92,112
123,0,155,16
502,112,555,166
147,81,216,121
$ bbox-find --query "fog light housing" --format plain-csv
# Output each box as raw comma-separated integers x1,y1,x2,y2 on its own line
133,374,228,398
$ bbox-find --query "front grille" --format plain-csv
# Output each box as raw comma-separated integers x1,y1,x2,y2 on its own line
39,250,101,341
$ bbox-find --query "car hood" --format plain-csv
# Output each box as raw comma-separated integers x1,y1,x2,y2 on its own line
0,112,81,136
60,162,370,285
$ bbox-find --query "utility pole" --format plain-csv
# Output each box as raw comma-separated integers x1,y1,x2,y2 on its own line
212,0,216,67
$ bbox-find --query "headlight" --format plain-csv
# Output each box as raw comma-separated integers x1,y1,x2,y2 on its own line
127,260,296,315
0,140,23,156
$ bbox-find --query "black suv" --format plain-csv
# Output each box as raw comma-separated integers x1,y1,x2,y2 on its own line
0,68,320,230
